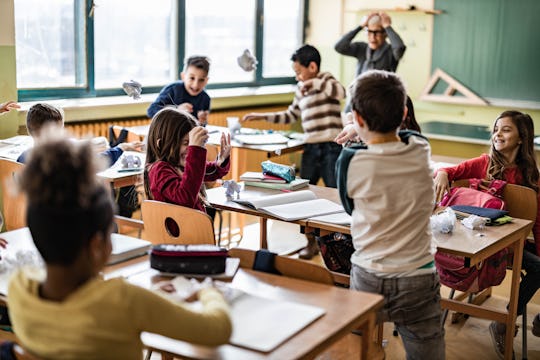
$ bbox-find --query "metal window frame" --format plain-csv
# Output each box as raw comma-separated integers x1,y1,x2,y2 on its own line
17,0,308,101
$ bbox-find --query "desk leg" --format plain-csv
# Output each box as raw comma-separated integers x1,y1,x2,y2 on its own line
359,312,383,360
505,237,525,360
259,218,268,249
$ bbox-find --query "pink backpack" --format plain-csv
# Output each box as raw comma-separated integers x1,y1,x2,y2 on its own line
435,178,509,293
439,179,507,210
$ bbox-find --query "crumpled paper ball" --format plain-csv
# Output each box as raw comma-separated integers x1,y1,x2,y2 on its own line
237,49,258,72
122,80,142,99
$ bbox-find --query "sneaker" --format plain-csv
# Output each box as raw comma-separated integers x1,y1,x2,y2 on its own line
533,314,540,337
489,321,515,360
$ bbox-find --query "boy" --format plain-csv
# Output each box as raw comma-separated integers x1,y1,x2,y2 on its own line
17,103,143,165
335,12,406,112
336,70,445,359
147,56,211,124
242,44,345,259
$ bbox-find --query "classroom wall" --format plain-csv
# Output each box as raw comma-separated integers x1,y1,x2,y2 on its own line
0,0,19,138
308,0,540,160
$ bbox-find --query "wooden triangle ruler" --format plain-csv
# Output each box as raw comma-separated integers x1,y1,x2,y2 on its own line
420,68,488,105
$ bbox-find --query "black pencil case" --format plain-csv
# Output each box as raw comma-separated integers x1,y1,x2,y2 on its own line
150,244,228,274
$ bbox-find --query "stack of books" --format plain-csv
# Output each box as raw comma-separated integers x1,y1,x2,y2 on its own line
239,172,309,191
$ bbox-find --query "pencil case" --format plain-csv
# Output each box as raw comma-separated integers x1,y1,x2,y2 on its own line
150,244,228,274
261,160,295,183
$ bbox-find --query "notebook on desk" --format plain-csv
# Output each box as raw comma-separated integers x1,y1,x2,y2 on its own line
229,292,326,352
108,234,152,265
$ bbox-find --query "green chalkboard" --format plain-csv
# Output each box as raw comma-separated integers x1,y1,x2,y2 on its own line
433,0,540,104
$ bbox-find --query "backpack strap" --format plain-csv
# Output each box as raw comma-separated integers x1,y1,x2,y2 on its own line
336,144,367,215
398,129,428,144
336,130,428,215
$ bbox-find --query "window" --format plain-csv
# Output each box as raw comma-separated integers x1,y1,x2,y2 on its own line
14,0,85,89
14,0,306,101
94,0,175,89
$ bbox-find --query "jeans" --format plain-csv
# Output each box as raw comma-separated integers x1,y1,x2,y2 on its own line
517,242,540,316
351,264,446,360
301,142,342,188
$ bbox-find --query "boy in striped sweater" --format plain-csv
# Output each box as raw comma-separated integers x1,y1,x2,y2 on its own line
242,44,346,259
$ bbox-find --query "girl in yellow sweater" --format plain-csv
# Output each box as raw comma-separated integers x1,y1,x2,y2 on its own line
8,131,232,359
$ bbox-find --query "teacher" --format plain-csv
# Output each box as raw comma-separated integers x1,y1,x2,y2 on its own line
335,12,406,111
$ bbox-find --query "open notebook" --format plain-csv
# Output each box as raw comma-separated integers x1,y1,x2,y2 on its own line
233,189,345,221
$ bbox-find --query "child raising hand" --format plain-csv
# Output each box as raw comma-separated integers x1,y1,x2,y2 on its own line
144,108,231,216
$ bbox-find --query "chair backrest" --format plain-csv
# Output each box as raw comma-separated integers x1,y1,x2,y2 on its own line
0,159,26,230
452,179,537,221
141,200,215,245
228,247,335,285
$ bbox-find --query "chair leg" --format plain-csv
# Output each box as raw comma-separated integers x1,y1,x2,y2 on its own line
144,349,152,360
216,209,223,246
523,306,528,360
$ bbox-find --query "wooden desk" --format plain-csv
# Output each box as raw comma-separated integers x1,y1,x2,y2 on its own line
304,197,533,360
96,151,145,189
206,185,341,249
124,264,383,360
126,124,305,181
434,219,532,360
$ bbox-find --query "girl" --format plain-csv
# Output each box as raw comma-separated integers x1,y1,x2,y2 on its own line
434,110,540,358
144,108,231,215
8,133,232,359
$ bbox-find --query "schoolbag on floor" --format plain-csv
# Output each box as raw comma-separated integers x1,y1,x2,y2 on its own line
435,178,508,293
317,233,354,275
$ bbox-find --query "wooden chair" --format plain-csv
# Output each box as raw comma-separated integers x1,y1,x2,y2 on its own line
229,247,334,285
0,159,26,231
109,125,141,144
445,180,537,358
141,200,216,245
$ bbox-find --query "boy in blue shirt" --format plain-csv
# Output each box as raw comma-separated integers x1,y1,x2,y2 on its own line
147,56,211,124
336,70,445,359
17,103,142,165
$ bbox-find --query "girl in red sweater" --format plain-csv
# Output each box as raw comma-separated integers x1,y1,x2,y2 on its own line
144,108,231,215
434,110,540,358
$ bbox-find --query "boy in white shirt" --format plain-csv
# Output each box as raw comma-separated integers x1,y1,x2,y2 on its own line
336,70,445,359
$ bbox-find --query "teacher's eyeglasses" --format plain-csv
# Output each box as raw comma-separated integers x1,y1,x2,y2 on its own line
366,29,385,36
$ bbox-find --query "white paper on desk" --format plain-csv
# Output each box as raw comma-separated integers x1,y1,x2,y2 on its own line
229,292,325,352
308,212,352,226
0,136,33,160
233,133,290,145
97,151,145,179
